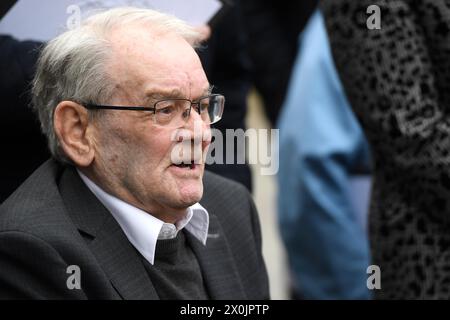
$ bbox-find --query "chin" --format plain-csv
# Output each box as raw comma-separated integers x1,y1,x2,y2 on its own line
177,184,204,206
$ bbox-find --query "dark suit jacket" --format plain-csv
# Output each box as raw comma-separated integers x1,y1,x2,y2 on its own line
320,0,450,298
0,160,269,299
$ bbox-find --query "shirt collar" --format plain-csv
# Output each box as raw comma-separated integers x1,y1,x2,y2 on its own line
77,170,209,265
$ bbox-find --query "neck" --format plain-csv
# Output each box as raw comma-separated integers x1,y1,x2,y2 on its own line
77,167,187,224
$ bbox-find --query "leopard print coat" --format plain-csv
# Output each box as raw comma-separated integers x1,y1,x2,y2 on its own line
320,0,450,299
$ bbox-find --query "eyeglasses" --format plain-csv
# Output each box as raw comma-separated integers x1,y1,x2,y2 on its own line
83,94,225,128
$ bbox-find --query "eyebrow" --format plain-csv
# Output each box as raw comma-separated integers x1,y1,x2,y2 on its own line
206,84,214,96
145,89,182,102
144,84,213,103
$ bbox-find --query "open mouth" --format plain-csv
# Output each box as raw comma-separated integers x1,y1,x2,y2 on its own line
172,161,196,170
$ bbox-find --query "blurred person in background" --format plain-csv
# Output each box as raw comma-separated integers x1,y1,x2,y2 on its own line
321,0,450,298
0,35,49,202
199,1,253,191
278,9,372,299
240,0,318,126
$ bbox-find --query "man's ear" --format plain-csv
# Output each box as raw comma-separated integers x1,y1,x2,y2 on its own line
54,101,96,167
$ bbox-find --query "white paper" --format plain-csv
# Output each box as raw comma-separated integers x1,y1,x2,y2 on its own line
0,0,222,41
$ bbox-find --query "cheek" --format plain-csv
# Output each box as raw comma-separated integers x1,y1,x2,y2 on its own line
136,130,175,169
97,117,176,173
93,127,123,167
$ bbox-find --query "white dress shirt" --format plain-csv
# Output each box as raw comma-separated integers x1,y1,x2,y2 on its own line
77,170,209,265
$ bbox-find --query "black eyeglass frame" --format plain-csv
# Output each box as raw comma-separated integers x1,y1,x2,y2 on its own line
82,93,224,124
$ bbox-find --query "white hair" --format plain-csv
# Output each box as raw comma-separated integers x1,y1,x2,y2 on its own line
32,7,202,164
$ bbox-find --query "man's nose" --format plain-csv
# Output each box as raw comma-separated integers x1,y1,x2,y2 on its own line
175,109,211,146
187,105,202,123
185,108,210,137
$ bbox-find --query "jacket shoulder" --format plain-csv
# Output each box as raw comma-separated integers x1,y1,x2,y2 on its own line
203,170,251,200
0,160,68,235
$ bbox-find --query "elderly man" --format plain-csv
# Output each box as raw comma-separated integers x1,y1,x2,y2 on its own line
0,7,269,299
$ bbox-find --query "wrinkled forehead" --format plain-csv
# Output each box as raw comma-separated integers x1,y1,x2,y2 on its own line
107,25,208,100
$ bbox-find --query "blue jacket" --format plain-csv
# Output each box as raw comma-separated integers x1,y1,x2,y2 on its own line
277,10,372,299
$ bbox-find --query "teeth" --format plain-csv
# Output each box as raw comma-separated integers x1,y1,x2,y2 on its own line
173,160,200,170
174,163,195,169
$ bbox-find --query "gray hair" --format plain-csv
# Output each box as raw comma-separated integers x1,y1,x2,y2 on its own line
32,7,202,164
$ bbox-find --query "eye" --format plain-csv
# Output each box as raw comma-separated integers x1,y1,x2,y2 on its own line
154,100,181,125
199,99,210,113
182,108,190,118
156,104,175,115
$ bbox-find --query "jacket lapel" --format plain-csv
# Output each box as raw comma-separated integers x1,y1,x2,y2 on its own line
185,213,247,300
88,213,159,299
59,166,158,300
